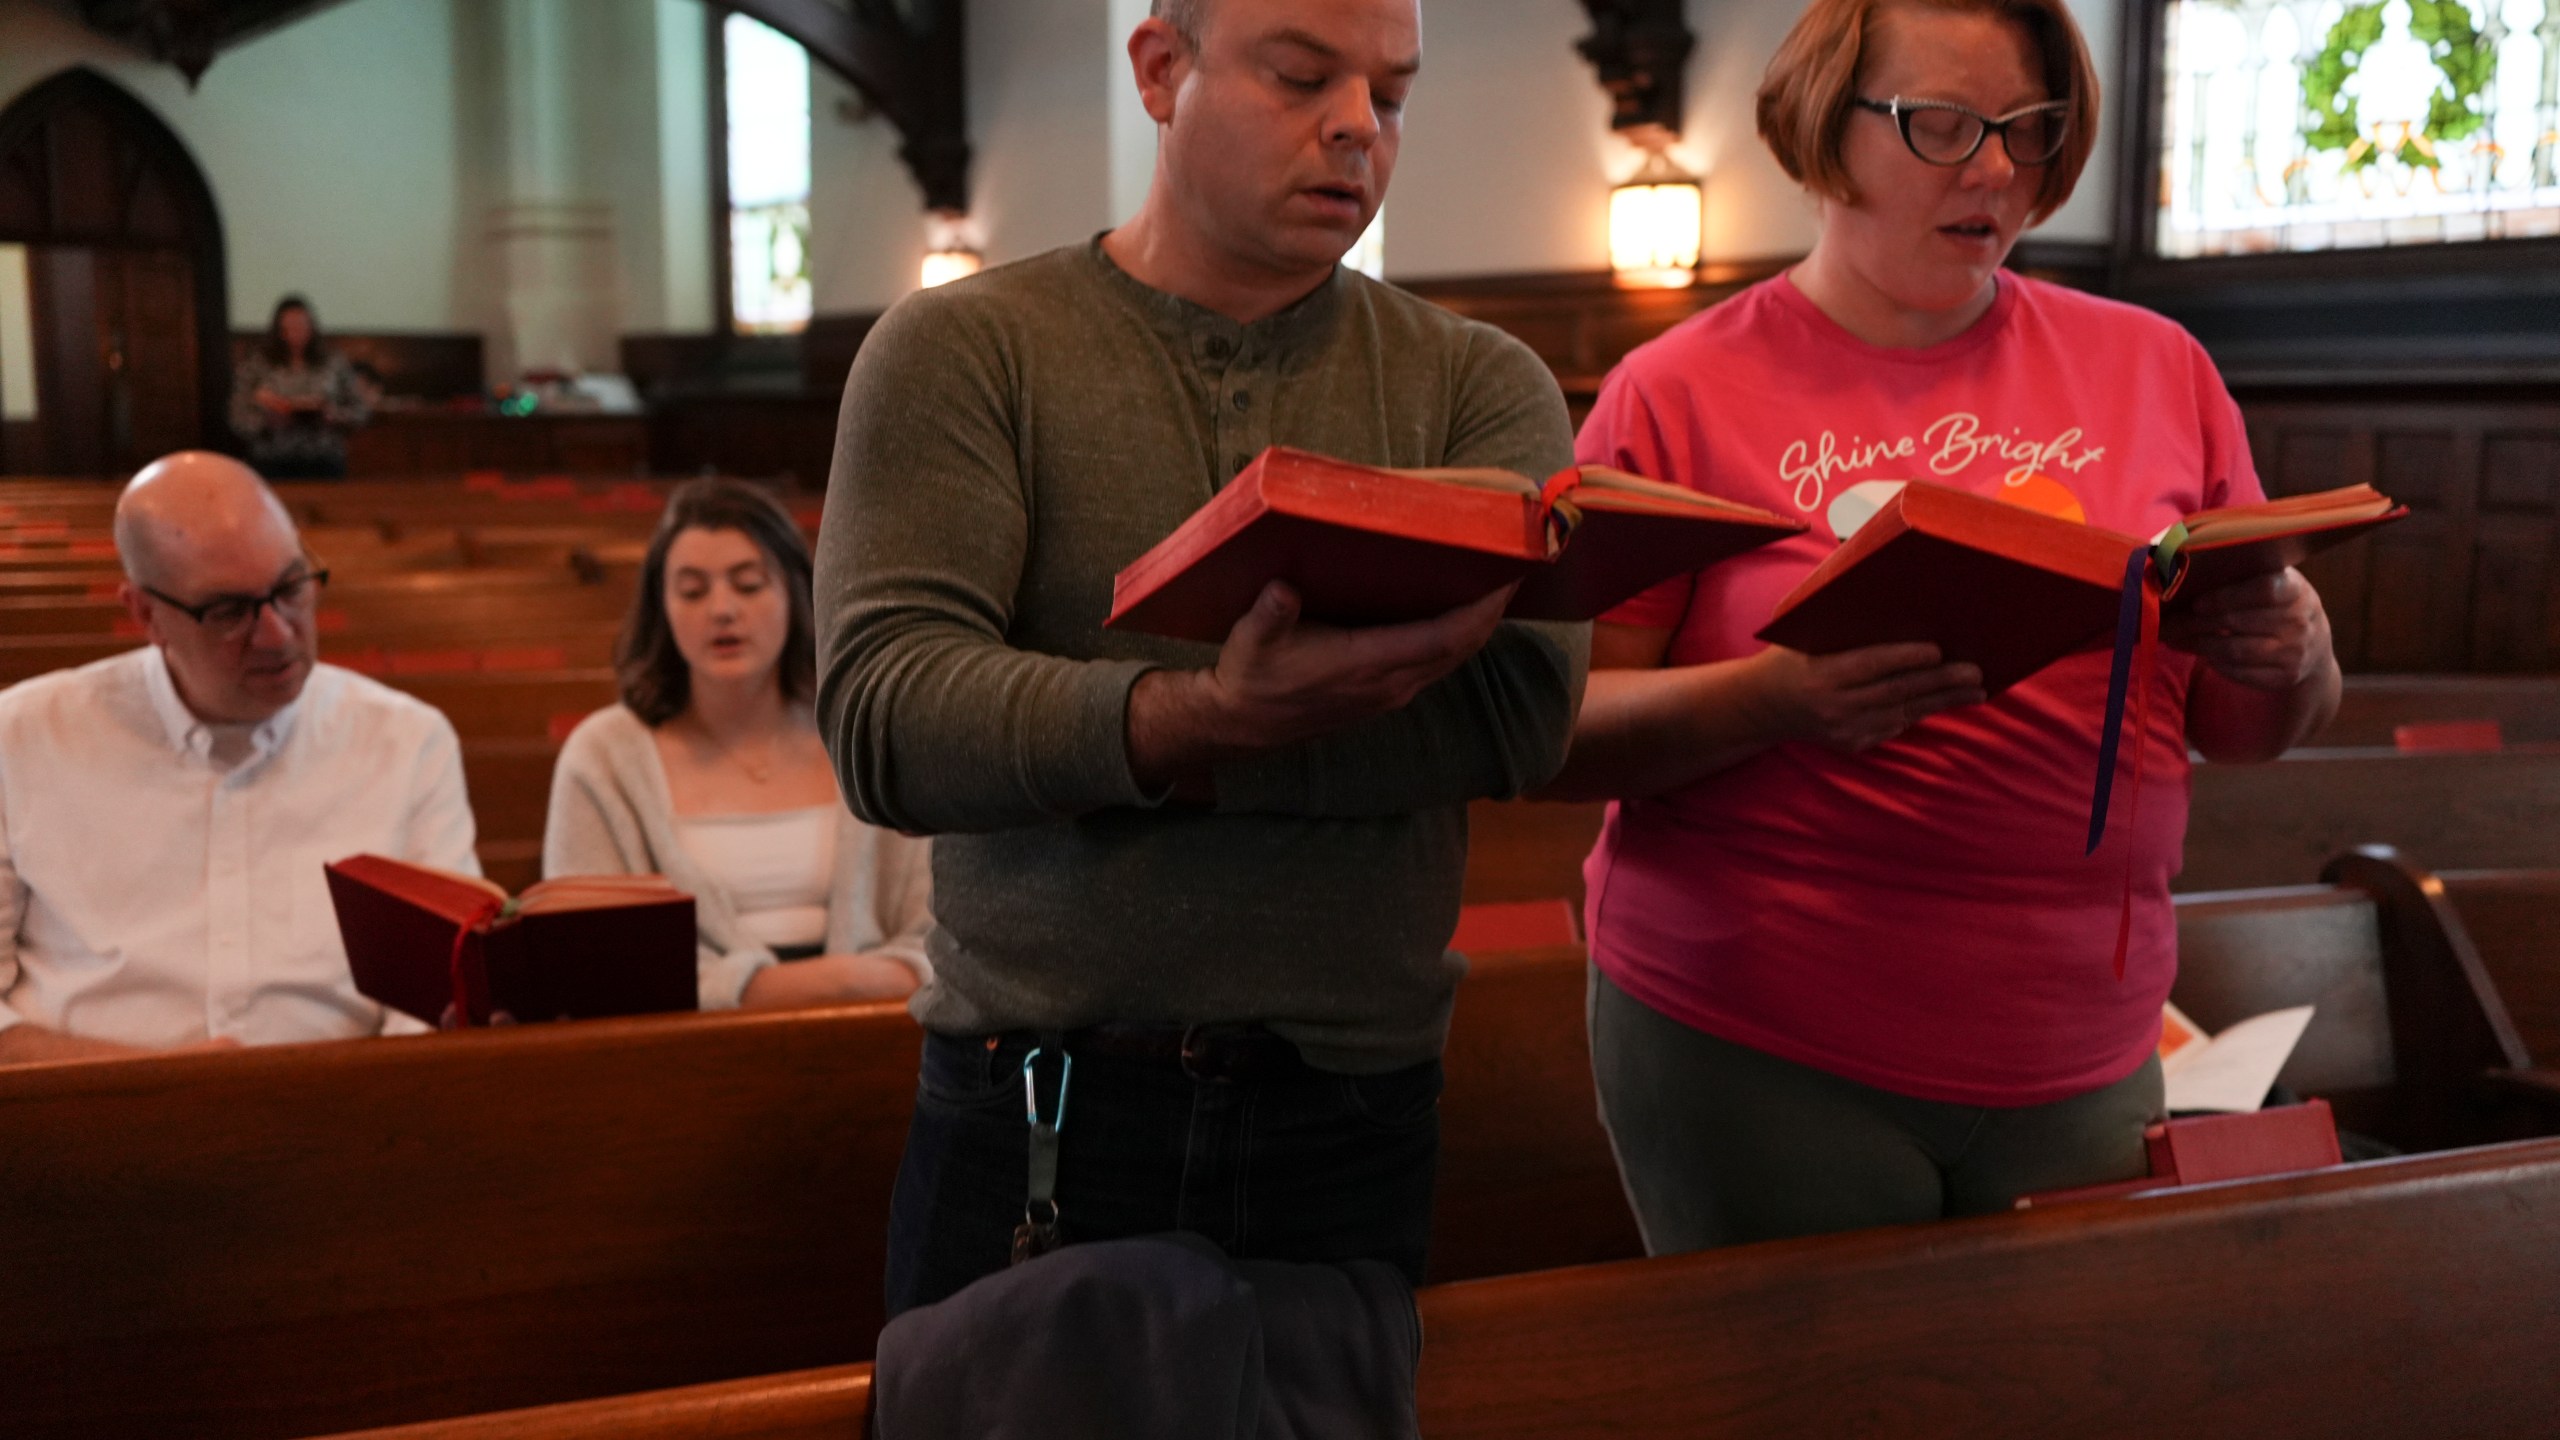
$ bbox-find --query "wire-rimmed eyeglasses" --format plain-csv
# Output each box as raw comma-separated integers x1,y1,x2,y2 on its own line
142,567,331,643
1851,96,2071,168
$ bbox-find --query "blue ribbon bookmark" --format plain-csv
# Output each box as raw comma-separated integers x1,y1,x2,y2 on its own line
2086,547,2152,857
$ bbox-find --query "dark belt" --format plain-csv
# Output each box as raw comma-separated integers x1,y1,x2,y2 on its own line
1040,1021,1308,1084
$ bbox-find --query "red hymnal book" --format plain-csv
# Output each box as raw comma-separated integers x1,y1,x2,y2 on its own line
325,855,698,1027
2012,1099,2344,1208
1757,482,2405,694
1106,447,1806,644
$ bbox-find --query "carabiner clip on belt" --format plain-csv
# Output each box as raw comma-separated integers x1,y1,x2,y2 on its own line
1011,1037,1072,1266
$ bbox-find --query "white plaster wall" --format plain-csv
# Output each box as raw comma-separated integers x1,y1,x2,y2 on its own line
964,0,1116,266
808,66,930,314
0,0,476,330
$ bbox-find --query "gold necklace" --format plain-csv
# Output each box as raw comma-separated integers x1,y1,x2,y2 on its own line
734,738,775,784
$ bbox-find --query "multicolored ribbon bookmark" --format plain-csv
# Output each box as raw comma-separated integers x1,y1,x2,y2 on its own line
2088,546,2163,980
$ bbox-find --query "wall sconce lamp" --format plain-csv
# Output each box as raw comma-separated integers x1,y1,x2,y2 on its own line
1609,144,1702,289
921,210,984,289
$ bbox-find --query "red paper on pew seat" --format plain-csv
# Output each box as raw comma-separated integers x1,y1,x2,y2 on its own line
526,476,578,498
387,648,479,675
482,645,570,672
463,470,507,492
1449,898,1581,954
2394,719,2503,753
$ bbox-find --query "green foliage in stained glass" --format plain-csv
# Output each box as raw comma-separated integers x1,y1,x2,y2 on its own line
2300,0,2497,171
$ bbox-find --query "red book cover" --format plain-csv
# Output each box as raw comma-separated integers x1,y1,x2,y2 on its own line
325,856,698,1026
1105,448,1803,644
1757,482,2406,694
1757,481,2136,694
2144,1099,2343,1184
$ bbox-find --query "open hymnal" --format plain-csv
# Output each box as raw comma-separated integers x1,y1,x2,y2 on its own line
2159,1001,2316,1114
1106,446,1806,644
325,855,697,1027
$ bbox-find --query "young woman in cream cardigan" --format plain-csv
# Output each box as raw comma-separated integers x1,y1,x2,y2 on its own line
545,479,930,1011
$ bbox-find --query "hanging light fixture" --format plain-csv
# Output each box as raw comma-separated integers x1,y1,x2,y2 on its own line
921,210,983,289
1609,144,1703,290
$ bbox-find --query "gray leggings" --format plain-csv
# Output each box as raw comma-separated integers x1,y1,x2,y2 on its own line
1589,966,2165,1255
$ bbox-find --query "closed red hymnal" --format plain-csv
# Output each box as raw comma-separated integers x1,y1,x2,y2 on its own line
1757,482,2405,694
1105,447,1806,645
2012,1099,2343,1209
325,855,698,1027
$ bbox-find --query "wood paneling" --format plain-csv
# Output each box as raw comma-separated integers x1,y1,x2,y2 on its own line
2237,385,2560,673
345,412,648,477
231,331,484,400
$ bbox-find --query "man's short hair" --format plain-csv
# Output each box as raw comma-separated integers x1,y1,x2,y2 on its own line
1754,0,2100,223
1152,0,1207,49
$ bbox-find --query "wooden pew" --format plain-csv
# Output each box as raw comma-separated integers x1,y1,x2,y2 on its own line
1463,798,1604,906
2320,672,2560,747
1414,1137,2560,1439
2175,848,2536,1151
0,1006,921,1440
2441,867,2560,1063
2183,745,2560,891
1429,943,1642,1280
317,1138,2560,1440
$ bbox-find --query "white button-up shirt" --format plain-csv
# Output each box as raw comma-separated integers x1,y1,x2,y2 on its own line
0,648,479,1047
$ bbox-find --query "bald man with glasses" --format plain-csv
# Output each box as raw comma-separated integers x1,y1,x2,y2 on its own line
0,452,479,1063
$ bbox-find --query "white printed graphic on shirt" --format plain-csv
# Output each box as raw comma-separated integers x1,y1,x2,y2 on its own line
1777,411,2109,515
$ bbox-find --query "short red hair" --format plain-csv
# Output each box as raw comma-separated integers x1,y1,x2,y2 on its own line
1754,0,2100,223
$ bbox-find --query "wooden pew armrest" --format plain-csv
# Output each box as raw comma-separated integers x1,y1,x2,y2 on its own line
2484,1068,2560,1111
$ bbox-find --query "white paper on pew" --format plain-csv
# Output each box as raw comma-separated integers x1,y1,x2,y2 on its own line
2162,1005,2316,1113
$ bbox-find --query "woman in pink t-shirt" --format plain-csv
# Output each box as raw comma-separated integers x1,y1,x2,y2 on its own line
1544,0,2343,1250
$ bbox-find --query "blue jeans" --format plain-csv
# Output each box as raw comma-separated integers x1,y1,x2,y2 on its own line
884,1031,1442,1318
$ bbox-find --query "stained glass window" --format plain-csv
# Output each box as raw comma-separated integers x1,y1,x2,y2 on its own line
2157,0,2560,256
725,13,813,333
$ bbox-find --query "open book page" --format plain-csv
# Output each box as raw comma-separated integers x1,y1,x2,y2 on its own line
513,873,689,917
2172,486,2397,552
1565,465,1796,520
397,861,508,906
2161,1004,2316,1113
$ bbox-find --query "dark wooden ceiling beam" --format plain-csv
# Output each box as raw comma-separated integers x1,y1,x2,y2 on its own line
717,0,971,215
1575,0,1696,147
76,0,355,88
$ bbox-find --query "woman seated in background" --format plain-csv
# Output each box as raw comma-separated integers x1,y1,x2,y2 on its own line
228,295,372,479
546,478,931,1011
1544,0,2339,1250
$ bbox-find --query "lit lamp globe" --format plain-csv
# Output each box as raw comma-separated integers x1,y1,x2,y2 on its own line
1610,150,1703,290
921,247,983,289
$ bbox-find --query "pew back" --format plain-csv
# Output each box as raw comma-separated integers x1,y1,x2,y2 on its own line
1415,1138,2560,1439
312,1140,2560,1440
2181,745,2560,891
2440,867,2560,1063
0,1007,920,1440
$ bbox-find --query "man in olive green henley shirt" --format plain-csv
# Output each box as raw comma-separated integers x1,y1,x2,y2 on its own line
816,0,1587,1316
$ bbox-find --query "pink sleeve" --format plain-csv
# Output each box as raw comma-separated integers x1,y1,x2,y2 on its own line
2189,335,2261,509
1576,364,1696,631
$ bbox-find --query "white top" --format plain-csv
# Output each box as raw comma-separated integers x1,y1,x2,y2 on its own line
0,648,481,1048
672,806,840,952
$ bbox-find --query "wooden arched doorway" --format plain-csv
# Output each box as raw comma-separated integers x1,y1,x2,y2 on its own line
0,68,228,476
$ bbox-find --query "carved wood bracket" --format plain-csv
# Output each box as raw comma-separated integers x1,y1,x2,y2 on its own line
719,0,971,215
76,0,348,89
1575,0,1696,148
